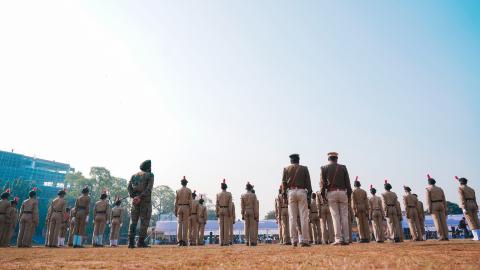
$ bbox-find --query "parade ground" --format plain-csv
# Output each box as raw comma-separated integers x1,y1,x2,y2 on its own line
1,240,479,270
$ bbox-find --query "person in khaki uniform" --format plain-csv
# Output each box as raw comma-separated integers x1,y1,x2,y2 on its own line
368,186,384,243
110,197,125,247
197,196,207,245
0,189,12,247
275,189,283,244
278,188,291,245
189,191,200,246
58,207,70,247
456,177,479,240
403,186,422,241
17,188,39,247
241,182,258,246
309,193,321,244
425,175,449,241
396,200,404,242
381,180,401,243
216,179,232,246
47,189,67,248
316,191,334,244
67,207,76,247
175,176,192,246
282,154,312,247
73,186,90,248
92,190,111,247
351,178,370,243
413,194,425,240
3,197,18,247
229,201,236,245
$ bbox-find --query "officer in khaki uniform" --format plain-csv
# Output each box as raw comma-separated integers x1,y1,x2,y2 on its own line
241,182,258,246
58,207,70,247
47,189,67,248
403,186,422,241
93,190,111,247
368,186,384,243
351,178,370,243
17,188,39,247
457,177,479,240
110,197,125,247
229,201,236,245
189,191,200,245
425,175,449,241
309,193,321,244
3,197,18,246
216,179,232,246
396,200,404,242
175,176,192,246
316,191,334,244
67,207,76,246
413,194,425,240
278,188,291,245
73,186,90,248
0,189,12,247
198,196,207,245
381,180,401,243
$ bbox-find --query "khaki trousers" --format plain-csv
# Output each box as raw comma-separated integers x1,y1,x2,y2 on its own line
288,189,310,244
280,209,290,243
310,216,321,244
229,218,234,244
406,207,422,241
356,210,370,241
371,210,384,242
431,202,448,240
17,213,34,247
198,222,205,244
47,212,62,247
110,218,121,240
93,214,107,237
327,190,350,243
385,206,400,240
320,206,334,244
176,205,190,243
465,210,479,230
244,209,256,245
189,215,199,244
218,208,230,245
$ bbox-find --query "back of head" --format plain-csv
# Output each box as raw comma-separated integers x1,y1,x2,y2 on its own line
82,186,89,195
369,185,376,195
140,160,151,172
221,179,228,190
354,180,361,188
459,177,468,185
246,182,253,191
403,186,411,193
289,153,300,164
181,176,188,186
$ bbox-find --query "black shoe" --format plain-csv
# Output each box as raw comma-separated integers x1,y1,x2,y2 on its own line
246,243,250,246
341,242,349,246
251,243,257,246
284,242,292,245
394,237,401,243
293,242,298,247
301,243,311,247
137,237,150,248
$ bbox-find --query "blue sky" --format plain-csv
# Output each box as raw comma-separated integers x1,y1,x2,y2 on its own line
0,1,479,216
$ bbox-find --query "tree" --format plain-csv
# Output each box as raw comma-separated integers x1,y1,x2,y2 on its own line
264,210,276,220
151,185,175,216
446,201,462,215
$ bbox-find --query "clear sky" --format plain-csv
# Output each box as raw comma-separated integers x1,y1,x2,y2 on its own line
1,1,479,217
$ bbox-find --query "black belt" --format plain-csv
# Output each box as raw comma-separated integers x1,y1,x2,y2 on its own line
191,213,197,215
310,211,318,214
112,215,120,218
432,200,443,203
53,210,63,213
387,204,395,207
407,206,416,208
179,204,189,206
96,211,106,214
465,198,475,201
23,211,33,213
0,213,5,215
220,206,229,208
372,208,382,210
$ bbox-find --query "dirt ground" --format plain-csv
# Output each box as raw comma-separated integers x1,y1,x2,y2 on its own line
1,240,480,269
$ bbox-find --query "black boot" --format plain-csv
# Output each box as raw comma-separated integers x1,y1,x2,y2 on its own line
138,237,151,248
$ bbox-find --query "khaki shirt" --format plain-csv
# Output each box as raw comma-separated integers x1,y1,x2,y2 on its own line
230,202,236,223
282,164,312,192
459,185,478,211
417,200,425,220
191,199,200,215
6,206,17,226
198,204,207,224
0,200,9,215
241,191,257,216
351,187,369,214
20,198,39,225
175,187,192,214
216,191,232,216
128,171,154,202
74,195,91,216
48,197,66,220
94,200,111,220
368,195,384,218
320,163,352,197
381,191,398,216
403,193,418,219
111,206,124,222
309,199,319,220
426,185,446,213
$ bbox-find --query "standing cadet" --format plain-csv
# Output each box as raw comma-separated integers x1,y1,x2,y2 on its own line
278,187,291,245
93,190,111,247
175,176,192,247
17,188,39,247
282,153,312,247
316,191,334,244
67,207,76,247
381,180,401,243
241,182,258,246
403,186,422,241
275,188,284,244
413,194,426,240
3,197,18,246
456,177,479,240
127,160,154,248
368,185,384,243
198,196,207,245
189,191,200,246
229,201,236,245
58,207,70,247
309,193,321,244
73,186,90,248
320,152,352,245
351,178,370,243
216,179,232,246
396,200,404,242
110,196,125,247
425,174,449,241
47,189,67,248
0,189,11,247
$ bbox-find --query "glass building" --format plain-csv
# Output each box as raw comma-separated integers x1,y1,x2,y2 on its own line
0,149,74,192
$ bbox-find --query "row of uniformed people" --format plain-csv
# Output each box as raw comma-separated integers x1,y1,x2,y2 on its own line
0,187,126,248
